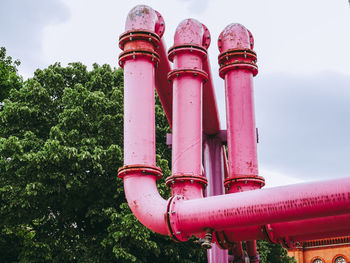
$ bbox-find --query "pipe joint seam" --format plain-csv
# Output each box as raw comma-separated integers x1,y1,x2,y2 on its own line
168,68,208,83
166,195,189,242
219,61,258,78
118,164,162,180
218,48,257,66
118,49,160,68
168,44,208,62
165,174,208,188
119,30,161,50
224,175,265,190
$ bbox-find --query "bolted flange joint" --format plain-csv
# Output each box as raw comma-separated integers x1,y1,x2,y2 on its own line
168,44,208,62
218,48,258,78
117,164,162,180
224,175,265,192
168,68,209,83
118,30,161,68
165,174,208,189
166,195,188,242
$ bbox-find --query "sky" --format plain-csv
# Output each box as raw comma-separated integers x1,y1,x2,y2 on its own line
1,0,350,187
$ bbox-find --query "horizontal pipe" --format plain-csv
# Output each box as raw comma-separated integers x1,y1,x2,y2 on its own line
172,177,350,234
119,5,168,235
218,212,350,243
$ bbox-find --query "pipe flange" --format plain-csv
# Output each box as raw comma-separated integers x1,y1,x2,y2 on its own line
215,231,236,249
168,44,208,62
219,61,258,78
247,29,254,49
118,49,160,68
168,68,208,83
165,174,208,188
166,195,188,242
154,11,165,37
224,175,265,189
202,24,211,49
119,30,161,50
218,48,257,66
117,164,162,179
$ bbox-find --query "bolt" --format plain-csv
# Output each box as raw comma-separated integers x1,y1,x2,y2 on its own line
160,22,164,26
172,180,175,184
194,73,198,76
129,37,133,41
171,211,176,214
190,179,194,184
176,231,181,235
148,38,151,42
207,35,210,39
132,55,136,59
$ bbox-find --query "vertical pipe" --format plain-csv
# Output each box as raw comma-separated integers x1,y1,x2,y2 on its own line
166,19,209,200
117,5,169,235
123,58,156,165
218,24,263,262
204,138,229,262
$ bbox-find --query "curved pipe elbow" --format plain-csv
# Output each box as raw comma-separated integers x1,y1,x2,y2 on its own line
125,5,164,37
174,18,210,48
218,23,253,52
123,174,169,235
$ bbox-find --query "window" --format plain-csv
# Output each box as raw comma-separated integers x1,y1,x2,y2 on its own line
313,259,323,263
334,256,346,263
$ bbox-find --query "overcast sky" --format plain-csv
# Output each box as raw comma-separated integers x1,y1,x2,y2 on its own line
1,0,349,187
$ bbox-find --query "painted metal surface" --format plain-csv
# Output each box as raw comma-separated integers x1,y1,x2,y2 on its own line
219,213,350,248
204,138,229,262
166,19,208,200
118,6,350,263
118,5,168,235
172,177,350,235
219,24,262,262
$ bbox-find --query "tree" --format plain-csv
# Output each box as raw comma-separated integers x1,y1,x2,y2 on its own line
257,240,296,263
0,56,205,262
0,47,22,102
0,48,294,262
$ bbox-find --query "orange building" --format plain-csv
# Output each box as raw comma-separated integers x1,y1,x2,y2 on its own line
288,236,350,263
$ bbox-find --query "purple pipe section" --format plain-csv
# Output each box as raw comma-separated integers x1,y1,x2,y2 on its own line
204,138,228,263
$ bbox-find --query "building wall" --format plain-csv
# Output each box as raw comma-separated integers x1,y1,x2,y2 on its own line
288,241,350,263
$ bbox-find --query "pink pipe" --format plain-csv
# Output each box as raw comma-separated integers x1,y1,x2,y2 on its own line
118,5,168,235
155,38,173,127
119,7,350,249
204,138,229,262
166,19,209,200
219,24,262,262
219,23,260,184
170,177,350,235
203,59,221,135
218,213,350,244
123,57,156,165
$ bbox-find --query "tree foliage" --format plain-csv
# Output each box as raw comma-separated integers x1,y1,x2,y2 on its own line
0,47,295,262
0,47,22,102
